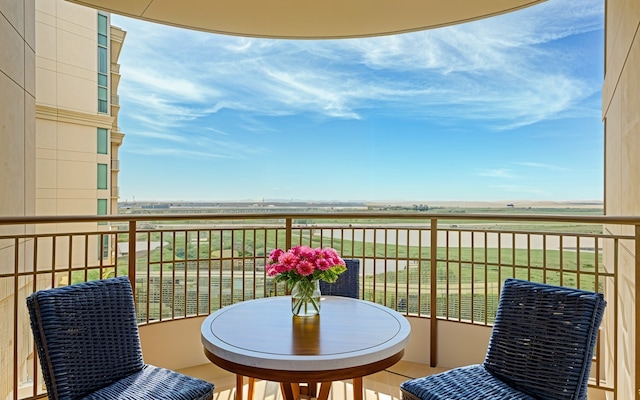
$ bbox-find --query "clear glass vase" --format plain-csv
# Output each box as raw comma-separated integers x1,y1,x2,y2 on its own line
291,279,321,317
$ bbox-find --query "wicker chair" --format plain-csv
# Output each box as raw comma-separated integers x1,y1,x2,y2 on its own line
320,258,360,298
400,278,606,400
26,276,215,400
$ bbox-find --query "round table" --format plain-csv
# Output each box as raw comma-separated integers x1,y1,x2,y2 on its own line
201,296,411,400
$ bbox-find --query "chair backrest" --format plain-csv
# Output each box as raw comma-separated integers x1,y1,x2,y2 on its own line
26,277,144,400
483,278,606,400
319,259,360,298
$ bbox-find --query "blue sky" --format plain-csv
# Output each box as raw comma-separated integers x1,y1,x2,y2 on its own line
112,0,604,203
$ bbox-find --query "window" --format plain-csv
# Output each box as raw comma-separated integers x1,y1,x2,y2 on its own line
97,164,108,189
100,233,110,259
98,13,108,45
97,13,109,114
97,128,108,154
97,199,108,226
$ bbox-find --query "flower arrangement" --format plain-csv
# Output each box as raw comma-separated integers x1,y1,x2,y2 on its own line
267,245,347,316
266,245,347,289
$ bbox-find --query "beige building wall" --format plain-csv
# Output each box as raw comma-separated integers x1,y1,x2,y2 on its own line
35,0,112,216
0,1,35,225
1,2,125,397
0,1,36,399
34,0,125,269
602,0,640,398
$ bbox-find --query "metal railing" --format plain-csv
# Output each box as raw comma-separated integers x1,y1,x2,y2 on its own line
0,212,633,399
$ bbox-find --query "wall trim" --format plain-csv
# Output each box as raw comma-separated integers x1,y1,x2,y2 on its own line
36,105,114,129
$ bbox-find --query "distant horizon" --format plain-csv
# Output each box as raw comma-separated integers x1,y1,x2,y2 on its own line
119,198,604,206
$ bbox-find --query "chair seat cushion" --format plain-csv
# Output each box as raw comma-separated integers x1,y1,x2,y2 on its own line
400,364,536,400
83,364,214,400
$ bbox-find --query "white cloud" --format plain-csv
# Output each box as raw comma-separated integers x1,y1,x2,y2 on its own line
115,0,602,128
516,162,570,171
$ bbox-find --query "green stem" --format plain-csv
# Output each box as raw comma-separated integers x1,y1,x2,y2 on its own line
292,279,320,315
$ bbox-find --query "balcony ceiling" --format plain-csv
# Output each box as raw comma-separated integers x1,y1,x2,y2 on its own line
65,0,545,39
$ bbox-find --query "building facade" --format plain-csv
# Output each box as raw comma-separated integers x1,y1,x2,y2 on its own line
0,1,124,397
34,0,124,238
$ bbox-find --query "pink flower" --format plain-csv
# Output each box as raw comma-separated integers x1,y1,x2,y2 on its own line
269,248,284,263
322,247,341,261
266,264,278,276
298,246,316,261
316,258,331,271
296,260,315,276
278,252,299,272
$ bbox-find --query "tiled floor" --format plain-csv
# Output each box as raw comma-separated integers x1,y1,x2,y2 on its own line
180,361,447,400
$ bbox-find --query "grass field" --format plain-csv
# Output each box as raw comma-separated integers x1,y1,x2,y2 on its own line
85,207,607,321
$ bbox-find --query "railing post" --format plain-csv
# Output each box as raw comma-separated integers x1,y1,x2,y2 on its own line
636,225,640,399
286,218,292,250
430,218,438,367
128,220,136,296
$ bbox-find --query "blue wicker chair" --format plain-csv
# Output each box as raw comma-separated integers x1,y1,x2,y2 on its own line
26,276,215,400
320,258,360,298
400,278,606,400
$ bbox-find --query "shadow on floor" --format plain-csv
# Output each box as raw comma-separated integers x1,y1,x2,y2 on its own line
179,361,447,400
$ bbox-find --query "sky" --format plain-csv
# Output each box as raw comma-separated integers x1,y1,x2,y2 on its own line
111,0,604,203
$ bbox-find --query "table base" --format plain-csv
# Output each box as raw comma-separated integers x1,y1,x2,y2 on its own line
240,376,363,400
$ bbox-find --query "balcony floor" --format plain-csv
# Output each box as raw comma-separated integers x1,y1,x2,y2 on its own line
180,361,446,400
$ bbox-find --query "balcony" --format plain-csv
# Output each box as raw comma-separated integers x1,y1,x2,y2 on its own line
0,211,630,399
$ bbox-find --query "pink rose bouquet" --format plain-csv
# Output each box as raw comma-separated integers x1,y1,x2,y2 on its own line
266,245,347,289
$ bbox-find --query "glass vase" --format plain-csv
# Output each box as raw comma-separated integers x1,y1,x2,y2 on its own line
291,279,321,317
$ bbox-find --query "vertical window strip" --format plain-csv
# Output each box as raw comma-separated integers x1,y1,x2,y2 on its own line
97,128,108,154
97,199,108,225
97,163,108,189
97,13,109,114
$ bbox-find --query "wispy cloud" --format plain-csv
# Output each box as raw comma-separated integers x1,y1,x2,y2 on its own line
475,169,517,178
126,147,232,159
111,0,604,202
515,162,570,171
114,0,603,133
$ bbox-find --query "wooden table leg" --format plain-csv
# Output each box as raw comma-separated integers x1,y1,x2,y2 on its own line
235,375,244,400
353,377,363,400
248,378,255,400
307,382,318,398
281,383,296,400
293,383,302,399
317,382,332,400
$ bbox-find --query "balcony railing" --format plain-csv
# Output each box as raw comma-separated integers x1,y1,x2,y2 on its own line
0,211,633,399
